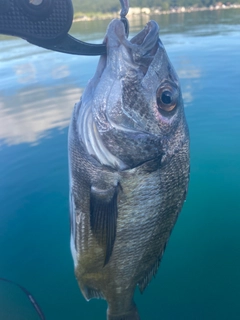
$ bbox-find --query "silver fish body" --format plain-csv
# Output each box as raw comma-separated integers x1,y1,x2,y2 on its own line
68,19,190,320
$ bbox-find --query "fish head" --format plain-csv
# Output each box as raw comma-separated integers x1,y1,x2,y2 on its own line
78,19,189,169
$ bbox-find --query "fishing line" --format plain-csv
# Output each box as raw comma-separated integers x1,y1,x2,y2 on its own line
0,277,45,320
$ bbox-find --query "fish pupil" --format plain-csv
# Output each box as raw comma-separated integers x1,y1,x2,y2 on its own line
161,91,172,104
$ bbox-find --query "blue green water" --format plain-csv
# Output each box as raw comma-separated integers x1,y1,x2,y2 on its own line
0,8,240,320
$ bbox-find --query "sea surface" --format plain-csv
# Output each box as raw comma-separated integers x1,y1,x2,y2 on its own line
0,8,240,320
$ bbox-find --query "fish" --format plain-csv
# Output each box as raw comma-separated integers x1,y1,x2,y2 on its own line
68,18,190,320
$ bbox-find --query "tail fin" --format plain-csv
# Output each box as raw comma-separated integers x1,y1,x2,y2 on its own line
107,303,140,320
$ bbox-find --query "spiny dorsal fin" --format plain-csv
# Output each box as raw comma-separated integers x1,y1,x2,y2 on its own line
90,185,118,266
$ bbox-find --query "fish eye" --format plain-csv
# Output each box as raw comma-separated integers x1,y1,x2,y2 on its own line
161,91,172,104
156,84,178,112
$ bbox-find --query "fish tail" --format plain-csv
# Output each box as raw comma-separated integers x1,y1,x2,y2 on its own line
107,303,140,320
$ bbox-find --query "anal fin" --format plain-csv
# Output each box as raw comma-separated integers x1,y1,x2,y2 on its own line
83,285,104,300
90,185,118,266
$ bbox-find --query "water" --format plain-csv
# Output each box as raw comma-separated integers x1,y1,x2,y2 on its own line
0,8,240,320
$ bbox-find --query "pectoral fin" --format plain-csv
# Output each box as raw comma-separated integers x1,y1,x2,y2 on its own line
90,185,119,266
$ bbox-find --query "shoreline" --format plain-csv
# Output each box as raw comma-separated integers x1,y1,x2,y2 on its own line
73,3,240,22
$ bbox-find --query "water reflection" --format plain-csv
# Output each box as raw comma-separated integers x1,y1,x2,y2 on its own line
0,85,82,145
0,38,97,146
175,60,201,106
14,63,36,84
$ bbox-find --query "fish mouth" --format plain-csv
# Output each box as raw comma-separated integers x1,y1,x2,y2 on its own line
130,20,159,53
92,19,160,87
106,19,160,57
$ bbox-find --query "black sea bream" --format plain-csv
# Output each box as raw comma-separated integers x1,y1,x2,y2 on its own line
68,19,190,320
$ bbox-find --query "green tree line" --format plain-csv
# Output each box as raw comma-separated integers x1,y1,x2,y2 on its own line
72,0,239,13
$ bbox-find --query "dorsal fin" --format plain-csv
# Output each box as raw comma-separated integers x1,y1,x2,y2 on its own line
90,185,119,266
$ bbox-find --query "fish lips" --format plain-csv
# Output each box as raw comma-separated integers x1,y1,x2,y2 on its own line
103,19,160,73
106,18,159,51
130,20,160,55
